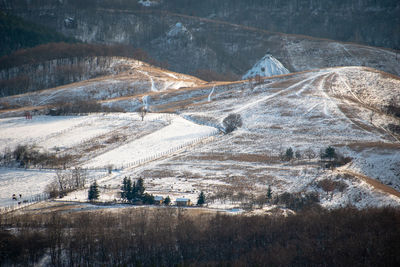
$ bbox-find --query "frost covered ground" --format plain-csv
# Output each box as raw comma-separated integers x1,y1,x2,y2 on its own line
0,113,217,208
0,61,205,116
0,66,399,212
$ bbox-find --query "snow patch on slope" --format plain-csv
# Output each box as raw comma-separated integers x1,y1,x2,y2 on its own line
167,22,193,41
243,54,289,79
138,0,159,7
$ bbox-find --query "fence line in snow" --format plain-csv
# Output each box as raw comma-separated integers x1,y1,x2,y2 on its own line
15,113,178,150
0,193,50,214
89,128,219,171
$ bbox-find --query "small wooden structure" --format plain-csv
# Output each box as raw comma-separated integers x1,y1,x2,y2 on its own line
154,196,164,205
176,198,191,207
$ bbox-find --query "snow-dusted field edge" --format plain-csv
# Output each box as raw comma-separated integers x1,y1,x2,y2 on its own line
0,113,219,208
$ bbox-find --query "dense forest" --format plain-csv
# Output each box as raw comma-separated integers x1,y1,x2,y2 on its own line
0,11,75,57
1,207,399,266
0,42,150,70
0,42,163,97
2,0,398,49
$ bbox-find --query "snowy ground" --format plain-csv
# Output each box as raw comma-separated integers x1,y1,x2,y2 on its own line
82,115,217,169
124,66,400,209
0,66,399,212
0,113,218,208
0,63,205,114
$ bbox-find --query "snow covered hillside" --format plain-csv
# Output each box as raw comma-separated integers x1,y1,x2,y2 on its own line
0,66,399,212
242,54,290,79
129,66,400,209
0,61,205,117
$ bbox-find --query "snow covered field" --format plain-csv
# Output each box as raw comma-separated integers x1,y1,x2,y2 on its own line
82,115,217,169
0,113,218,208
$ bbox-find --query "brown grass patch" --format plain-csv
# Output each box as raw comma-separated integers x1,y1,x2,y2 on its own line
268,77,304,89
141,169,179,178
292,128,312,134
269,125,283,130
308,114,324,119
186,153,280,163
83,144,106,153
335,141,400,152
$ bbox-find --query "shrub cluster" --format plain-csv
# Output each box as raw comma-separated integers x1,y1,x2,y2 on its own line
1,145,72,169
272,191,320,211
48,100,122,115
385,102,400,118
222,113,242,133
317,178,348,193
388,123,400,135
45,168,87,198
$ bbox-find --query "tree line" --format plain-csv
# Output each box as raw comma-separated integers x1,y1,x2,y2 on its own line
0,206,399,266
0,11,75,57
0,42,151,70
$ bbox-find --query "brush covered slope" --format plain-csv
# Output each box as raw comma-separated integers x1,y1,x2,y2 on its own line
0,66,399,211
128,66,400,210
1,1,399,78
0,59,206,116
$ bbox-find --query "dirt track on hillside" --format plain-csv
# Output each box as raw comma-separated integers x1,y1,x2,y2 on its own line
337,169,400,199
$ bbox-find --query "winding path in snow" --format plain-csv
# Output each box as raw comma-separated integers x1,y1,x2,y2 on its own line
234,71,326,113
337,169,400,199
138,70,157,92
208,86,215,102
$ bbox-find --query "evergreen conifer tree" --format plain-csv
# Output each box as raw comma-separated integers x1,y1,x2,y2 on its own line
323,146,336,160
129,181,136,201
136,178,145,198
88,181,100,201
267,186,272,200
285,147,294,161
197,191,205,206
164,196,171,205
121,176,132,201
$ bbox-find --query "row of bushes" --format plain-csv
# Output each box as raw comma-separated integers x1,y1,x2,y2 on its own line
1,145,72,169
281,146,352,167
47,100,123,115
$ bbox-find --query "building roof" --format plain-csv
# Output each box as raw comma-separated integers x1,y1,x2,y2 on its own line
176,198,190,202
154,196,164,201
